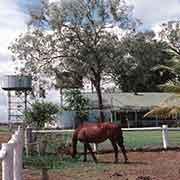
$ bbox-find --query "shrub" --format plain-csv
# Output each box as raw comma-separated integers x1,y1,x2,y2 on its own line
25,101,59,129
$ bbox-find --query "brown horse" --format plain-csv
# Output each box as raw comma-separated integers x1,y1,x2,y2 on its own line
71,122,128,163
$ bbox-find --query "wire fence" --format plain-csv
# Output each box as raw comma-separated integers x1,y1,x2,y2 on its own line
24,125,180,157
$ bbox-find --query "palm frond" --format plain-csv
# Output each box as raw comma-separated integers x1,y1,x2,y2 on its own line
144,105,180,118
144,106,172,118
151,65,175,73
159,80,180,94
168,106,180,115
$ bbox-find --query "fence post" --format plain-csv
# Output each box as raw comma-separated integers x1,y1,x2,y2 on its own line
1,143,14,180
13,128,23,180
162,125,168,149
25,126,33,156
93,143,98,153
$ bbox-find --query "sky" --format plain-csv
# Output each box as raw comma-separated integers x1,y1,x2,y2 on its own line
0,0,180,122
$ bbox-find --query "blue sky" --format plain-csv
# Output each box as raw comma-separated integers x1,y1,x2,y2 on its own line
0,0,180,122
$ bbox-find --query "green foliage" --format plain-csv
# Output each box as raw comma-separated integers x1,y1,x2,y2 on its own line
159,21,180,78
64,89,89,126
111,32,175,93
9,0,137,121
23,154,82,169
159,80,180,93
64,89,89,111
144,22,180,117
25,101,59,129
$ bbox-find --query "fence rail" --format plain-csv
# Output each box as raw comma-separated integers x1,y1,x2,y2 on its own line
28,125,180,151
0,126,23,180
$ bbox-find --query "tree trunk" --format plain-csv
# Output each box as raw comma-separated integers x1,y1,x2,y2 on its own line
95,83,104,122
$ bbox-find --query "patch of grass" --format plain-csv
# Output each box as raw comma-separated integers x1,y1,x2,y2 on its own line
124,131,162,149
0,125,9,132
167,131,180,145
23,152,128,180
23,153,83,170
34,130,180,155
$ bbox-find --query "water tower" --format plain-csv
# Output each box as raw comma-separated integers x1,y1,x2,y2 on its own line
1,75,32,126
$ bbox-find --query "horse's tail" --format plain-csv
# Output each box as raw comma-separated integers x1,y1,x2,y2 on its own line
72,129,78,158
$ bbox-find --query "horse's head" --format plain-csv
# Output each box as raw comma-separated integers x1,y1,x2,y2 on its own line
70,142,77,158
61,142,76,158
56,143,72,157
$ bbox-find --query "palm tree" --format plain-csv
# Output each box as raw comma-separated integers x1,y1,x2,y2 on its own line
145,21,180,119
144,80,180,118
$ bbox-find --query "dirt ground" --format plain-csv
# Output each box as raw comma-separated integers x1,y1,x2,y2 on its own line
22,150,180,180
0,132,11,143
1,132,180,180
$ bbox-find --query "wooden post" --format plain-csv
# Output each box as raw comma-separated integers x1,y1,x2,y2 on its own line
25,126,33,156
155,116,158,127
135,111,138,127
0,144,7,180
2,143,14,180
93,143,98,153
162,125,168,149
13,129,23,180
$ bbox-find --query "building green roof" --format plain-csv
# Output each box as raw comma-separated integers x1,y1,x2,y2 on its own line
84,92,178,111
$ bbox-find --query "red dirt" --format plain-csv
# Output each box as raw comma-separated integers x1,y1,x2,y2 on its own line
1,133,180,180
22,150,180,180
0,133,11,144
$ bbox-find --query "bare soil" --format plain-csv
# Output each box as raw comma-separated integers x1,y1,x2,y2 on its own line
0,132,11,144
1,133,180,180
22,150,180,180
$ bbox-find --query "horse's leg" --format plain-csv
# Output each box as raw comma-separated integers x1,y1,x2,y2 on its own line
117,139,128,163
110,140,118,163
83,143,87,162
86,143,98,163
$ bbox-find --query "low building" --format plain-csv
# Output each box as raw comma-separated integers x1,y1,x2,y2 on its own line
84,92,180,127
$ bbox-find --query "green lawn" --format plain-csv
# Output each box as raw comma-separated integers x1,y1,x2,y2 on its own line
23,130,180,179
42,130,180,153
124,131,162,149
0,125,9,132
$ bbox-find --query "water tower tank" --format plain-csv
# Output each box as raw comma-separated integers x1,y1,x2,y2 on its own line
1,75,32,91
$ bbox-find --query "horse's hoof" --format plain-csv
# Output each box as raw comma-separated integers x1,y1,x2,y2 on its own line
124,159,128,164
113,160,118,164
83,159,87,162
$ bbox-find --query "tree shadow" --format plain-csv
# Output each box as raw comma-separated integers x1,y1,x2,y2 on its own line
96,160,148,165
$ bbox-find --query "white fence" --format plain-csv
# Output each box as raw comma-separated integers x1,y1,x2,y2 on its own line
123,125,169,149
0,126,23,180
27,124,180,152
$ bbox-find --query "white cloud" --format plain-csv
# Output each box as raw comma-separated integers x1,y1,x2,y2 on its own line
0,0,29,55
0,0,29,122
130,0,180,27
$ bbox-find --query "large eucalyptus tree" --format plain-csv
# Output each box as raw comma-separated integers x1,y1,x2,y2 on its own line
9,0,137,121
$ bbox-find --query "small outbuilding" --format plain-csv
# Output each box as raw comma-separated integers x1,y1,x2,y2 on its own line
84,92,180,128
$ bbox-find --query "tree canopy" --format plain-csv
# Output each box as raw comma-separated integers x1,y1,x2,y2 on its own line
110,32,176,93
144,21,180,119
9,0,137,121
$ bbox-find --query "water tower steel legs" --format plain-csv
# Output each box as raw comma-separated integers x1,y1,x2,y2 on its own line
7,90,29,129
8,91,11,129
